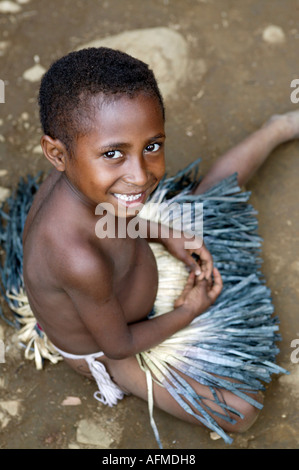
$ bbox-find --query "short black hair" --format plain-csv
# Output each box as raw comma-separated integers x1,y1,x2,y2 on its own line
38,47,165,156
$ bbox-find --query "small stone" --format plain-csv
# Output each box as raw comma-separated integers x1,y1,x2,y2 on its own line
0,41,10,56
0,1,21,13
0,409,10,429
210,431,221,440
0,169,8,177
22,63,46,82
20,112,29,121
76,418,114,447
0,187,11,202
262,25,286,44
61,396,82,406
0,377,6,388
33,144,43,154
0,400,21,417
194,89,204,100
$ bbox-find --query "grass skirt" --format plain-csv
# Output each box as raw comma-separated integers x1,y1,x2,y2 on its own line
0,161,287,446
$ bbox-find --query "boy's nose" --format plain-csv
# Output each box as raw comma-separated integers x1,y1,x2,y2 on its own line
124,157,149,187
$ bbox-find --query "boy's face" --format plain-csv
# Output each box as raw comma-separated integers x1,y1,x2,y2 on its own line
64,93,166,216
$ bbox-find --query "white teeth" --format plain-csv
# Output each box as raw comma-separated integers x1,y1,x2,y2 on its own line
114,193,142,202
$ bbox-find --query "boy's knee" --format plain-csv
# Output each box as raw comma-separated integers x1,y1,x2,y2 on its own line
230,392,264,433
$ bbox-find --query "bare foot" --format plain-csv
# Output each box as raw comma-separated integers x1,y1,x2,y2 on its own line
264,110,299,142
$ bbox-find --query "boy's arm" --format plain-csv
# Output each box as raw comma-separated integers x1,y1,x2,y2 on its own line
62,249,222,360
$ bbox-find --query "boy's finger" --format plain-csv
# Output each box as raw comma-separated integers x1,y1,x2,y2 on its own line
197,246,213,280
194,274,208,288
212,267,222,288
184,271,196,289
203,256,214,280
175,272,196,307
185,254,203,278
208,267,223,301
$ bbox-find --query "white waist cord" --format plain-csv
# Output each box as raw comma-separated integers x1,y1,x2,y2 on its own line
54,346,125,407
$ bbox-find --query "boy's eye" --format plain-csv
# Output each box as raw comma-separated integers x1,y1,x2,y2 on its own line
145,143,161,153
103,150,123,159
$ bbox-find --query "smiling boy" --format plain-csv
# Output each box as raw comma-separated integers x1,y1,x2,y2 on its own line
23,49,217,356
22,47,298,444
23,47,222,412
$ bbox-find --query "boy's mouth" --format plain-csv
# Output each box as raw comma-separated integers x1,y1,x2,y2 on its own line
112,191,148,209
113,192,143,202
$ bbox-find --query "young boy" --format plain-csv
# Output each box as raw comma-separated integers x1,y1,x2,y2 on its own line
22,47,298,444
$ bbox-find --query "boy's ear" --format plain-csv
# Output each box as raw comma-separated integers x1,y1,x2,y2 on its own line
40,135,68,171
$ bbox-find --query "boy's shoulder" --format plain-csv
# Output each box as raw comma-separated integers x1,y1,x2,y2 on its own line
26,207,113,294
24,171,112,284
58,238,113,293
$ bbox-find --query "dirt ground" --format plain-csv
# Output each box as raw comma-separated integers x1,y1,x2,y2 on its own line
0,0,299,451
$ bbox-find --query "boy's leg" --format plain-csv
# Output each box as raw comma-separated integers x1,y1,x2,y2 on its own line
194,111,299,194
103,355,262,434
61,354,261,433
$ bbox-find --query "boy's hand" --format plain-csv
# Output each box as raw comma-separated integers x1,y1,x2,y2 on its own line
174,267,223,318
161,229,213,280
